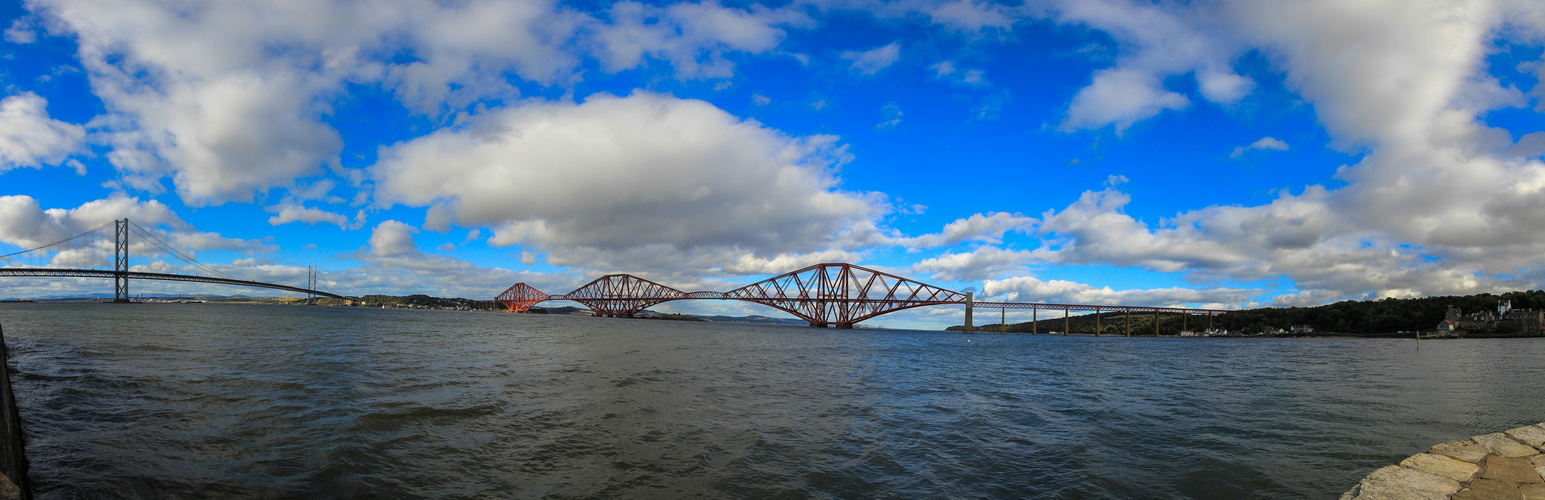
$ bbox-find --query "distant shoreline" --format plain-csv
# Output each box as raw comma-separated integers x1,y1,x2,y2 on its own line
8,299,1545,336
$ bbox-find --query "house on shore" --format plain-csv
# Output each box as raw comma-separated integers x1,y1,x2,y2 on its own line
1438,301,1545,335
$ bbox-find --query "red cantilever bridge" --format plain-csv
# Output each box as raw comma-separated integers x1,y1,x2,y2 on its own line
497,263,1233,332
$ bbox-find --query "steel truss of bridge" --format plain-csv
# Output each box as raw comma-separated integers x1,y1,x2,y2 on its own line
496,263,1233,331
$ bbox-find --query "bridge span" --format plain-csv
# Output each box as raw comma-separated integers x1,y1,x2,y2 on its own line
497,263,1233,333
0,219,347,302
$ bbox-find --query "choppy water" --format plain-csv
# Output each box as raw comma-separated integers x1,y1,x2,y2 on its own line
0,303,1541,498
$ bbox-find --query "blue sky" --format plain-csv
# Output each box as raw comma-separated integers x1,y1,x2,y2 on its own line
1,0,1544,329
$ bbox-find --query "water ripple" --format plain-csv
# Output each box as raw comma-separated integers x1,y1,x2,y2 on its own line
0,303,1542,498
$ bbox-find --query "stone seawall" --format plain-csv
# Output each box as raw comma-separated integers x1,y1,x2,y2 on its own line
1341,422,1545,499
0,324,27,500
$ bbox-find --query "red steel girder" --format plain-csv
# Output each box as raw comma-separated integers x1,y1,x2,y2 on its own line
496,282,549,313
564,274,685,317
490,263,1234,323
722,263,967,326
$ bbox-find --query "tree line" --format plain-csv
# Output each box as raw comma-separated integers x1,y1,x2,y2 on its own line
945,290,1545,335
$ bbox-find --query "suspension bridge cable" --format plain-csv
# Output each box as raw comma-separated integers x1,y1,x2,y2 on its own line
125,221,243,281
0,221,114,260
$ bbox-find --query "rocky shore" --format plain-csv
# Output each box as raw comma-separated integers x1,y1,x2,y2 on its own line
1341,422,1545,499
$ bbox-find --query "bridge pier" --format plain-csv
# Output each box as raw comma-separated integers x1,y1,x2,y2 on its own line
836,323,853,329
963,292,973,334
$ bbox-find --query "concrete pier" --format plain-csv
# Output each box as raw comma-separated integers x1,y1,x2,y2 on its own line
1341,422,1545,499
963,292,973,334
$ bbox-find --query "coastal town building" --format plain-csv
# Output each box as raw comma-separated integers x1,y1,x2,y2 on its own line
1438,301,1545,334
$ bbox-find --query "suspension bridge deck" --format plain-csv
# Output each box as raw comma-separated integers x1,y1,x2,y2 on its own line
0,219,346,301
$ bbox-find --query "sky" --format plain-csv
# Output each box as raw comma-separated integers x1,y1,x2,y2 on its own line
1,0,1544,329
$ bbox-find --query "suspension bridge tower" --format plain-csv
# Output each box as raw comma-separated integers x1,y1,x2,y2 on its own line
113,219,129,303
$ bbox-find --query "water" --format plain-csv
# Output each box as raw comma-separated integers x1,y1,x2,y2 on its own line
0,303,1540,499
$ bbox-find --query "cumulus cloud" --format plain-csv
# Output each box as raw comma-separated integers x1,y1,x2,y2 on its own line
911,246,1040,282
891,212,1036,248
352,219,577,297
983,275,1252,309
30,0,804,206
0,195,183,251
266,203,352,228
0,93,85,171
1008,0,1545,304
1197,69,1254,104
1229,137,1290,158
371,91,884,276
368,220,420,258
1061,68,1188,133
1032,183,1542,304
593,1,807,79
0,195,269,265
842,41,901,75
4,18,37,44
1033,0,1254,129
925,0,1017,32
720,249,864,275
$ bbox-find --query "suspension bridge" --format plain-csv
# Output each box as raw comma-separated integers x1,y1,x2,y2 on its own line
0,219,347,302
497,263,1234,333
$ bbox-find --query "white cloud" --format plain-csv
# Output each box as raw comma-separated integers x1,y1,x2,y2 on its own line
265,203,351,228
877,102,902,129
959,69,986,86
1039,0,1251,129
593,1,806,79
1229,137,1290,158
911,246,1039,282
4,18,37,44
1061,68,1188,133
841,41,901,75
891,212,1036,248
930,61,989,87
751,94,771,106
983,275,1252,309
931,61,956,77
0,93,85,171
351,219,578,298
368,220,420,258
32,0,802,206
720,249,864,275
925,0,1017,32
371,91,884,276
1017,0,1545,304
0,195,168,251
1197,69,1254,104
0,194,269,259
